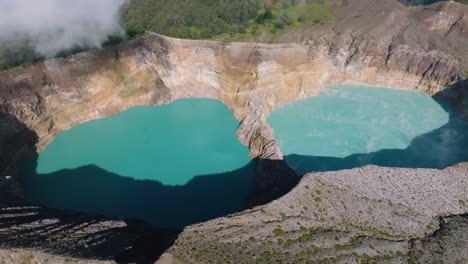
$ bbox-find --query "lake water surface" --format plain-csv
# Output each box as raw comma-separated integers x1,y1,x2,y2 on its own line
19,87,468,227
268,85,468,175
20,99,252,228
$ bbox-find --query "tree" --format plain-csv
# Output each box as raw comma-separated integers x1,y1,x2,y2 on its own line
276,12,290,28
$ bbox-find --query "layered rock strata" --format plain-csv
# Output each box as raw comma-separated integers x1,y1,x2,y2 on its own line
0,0,467,263
1,0,467,164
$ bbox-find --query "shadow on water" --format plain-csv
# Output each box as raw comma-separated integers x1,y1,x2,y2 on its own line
0,112,294,263
14,134,262,263
19,157,254,228
5,79,465,261
285,80,468,175
10,153,294,263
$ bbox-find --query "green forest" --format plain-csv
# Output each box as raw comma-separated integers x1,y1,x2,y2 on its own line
121,0,259,39
1,0,466,70
120,0,336,40
1,0,335,70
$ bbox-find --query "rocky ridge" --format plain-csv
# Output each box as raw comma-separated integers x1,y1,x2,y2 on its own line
163,164,468,264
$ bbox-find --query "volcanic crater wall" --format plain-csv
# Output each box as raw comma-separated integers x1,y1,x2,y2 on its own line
0,28,464,167
0,1,467,262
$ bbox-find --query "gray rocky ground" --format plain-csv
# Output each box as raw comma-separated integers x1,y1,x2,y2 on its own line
163,164,468,264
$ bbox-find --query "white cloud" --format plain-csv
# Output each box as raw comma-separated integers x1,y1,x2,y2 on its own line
0,0,127,57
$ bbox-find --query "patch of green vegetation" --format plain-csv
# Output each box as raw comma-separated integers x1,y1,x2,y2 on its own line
260,251,272,259
1,0,342,69
0,33,128,70
314,197,322,203
300,233,311,241
114,49,121,61
280,212,286,218
121,0,259,39
339,219,409,240
273,228,285,236
248,236,256,242
407,250,415,264
460,199,467,206
335,244,349,250
463,70,468,79
40,75,48,86
215,0,335,42
377,230,394,237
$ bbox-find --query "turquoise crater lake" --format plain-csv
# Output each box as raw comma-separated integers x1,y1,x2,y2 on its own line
268,85,468,175
19,99,252,228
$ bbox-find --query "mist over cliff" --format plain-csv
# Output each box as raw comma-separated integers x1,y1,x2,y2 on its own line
0,0,126,57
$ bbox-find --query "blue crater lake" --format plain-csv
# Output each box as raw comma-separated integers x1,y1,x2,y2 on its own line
268,85,468,175
20,99,252,228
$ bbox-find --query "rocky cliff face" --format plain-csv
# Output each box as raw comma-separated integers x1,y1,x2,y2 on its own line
162,163,468,264
1,1,467,164
0,0,467,263
275,0,468,89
